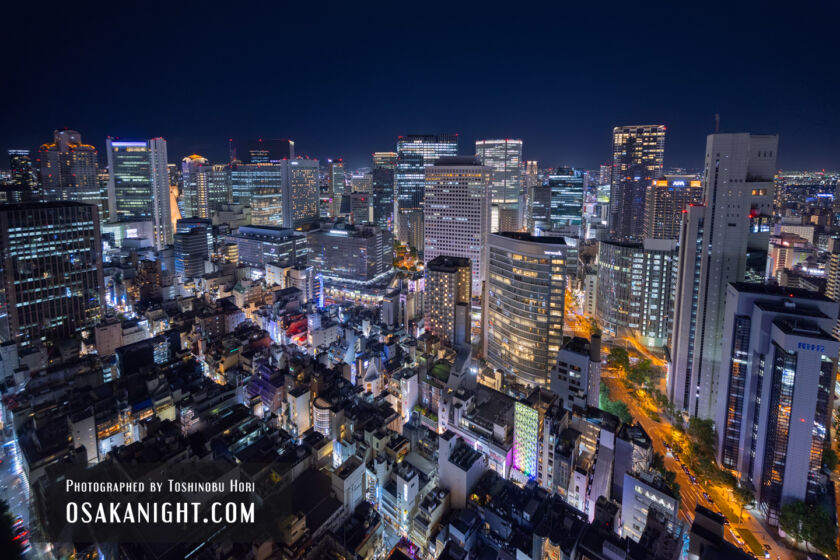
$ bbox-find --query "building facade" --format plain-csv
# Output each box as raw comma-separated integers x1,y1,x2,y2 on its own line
476,139,523,232
714,283,838,524
484,232,567,387
0,202,104,347
609,125,666,242
668,133,777,418
643,175,703,240
423,156,490,294
424,256,472,348
39,129,101,211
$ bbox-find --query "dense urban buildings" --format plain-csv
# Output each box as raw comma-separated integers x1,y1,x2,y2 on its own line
484,232,567,387
609,125,666,242
0,201,104,347
669,133,777,418
423,156,490,293
308,222,393,282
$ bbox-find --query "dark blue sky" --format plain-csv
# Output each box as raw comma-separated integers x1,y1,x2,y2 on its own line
2,1,838,171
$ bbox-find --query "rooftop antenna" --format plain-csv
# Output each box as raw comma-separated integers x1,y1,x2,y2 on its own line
714,113,720,133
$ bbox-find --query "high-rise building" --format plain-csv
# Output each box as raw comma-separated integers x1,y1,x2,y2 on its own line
476,139,523,232
350,172,371,194
668,133,777,418
180,156,230,220
244,159,319,228
0,202,104,347
609,125,666,242
643,175,703,240
231,163,282,207
714,283,838,524
544,168,585,236
241,138,294,163
6,150,38,201
308,222,393,282
598,164,611,186
423,156,490,294
105,138,172,249
372,152,397,230
484,232,567,387
174,222,209,279
596,239,678,347
395,134,458,241
327,159,346,198
349,193,371,225
39,129,102,211
424,256,472,347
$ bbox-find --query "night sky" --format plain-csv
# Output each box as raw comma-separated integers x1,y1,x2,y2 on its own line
2,1,838,171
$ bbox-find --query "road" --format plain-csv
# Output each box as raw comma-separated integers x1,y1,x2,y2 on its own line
604,374,793,560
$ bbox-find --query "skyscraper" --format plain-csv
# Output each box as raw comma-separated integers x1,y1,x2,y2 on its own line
395,134,457,243
0,202,104,348
235,159,319,228
596,239,678,347
546,168,585,236
609,125,666,242
327,159,346,197
424,256,472,347
7,149,38,201
668,133,777,418
372,152,397,230
105,138,172,249
180,156,230,219
484,232,567,387
423,156,490,294
174,219,210,279
308,223,393,282
476,139,523,232
714,283,838,524
39,129,101,210
642,175,703,240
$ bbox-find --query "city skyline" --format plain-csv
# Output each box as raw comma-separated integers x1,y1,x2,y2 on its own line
2,4,839,170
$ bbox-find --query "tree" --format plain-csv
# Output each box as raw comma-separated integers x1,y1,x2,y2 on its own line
587,318,602,337
822,448,838,472
608,347,630,375
0,499,22,560
627,358,656,387
779,500,808,549
732,484,755,522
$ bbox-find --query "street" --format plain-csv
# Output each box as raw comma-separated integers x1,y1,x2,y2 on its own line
604,374,794,560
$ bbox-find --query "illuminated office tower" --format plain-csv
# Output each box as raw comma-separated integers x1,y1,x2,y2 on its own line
0,202,104,348
423,156,490,294
327,159,346,197
233,158,319,228
395,134,458,243
180,156,231,219
39,129,101,210
174,219,210,279
714,283,838,524
476,139,523,232
484,232,567,387
424,256,472,347
286,158,320,227
596,239,678,347
643,175,703,240
242,138,294,163
6,150,38,201
372,152,397,230
546,168,585,236
524,160,539,189
668,133,777,418
609,125,666,242
231,163,283,206
105,138,172,249
308,223,393,282
350,172,372,193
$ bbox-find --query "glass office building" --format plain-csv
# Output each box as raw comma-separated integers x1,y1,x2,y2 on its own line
484,232,567,387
